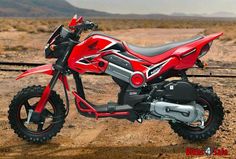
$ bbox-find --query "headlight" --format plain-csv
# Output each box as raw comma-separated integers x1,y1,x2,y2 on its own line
45,26,70,59
47,25,63,44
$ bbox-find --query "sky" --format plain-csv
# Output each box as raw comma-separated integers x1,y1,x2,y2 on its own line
67,0,236,16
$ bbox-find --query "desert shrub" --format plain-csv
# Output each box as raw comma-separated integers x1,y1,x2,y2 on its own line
37,25,50,33
4,45,28,52
0,18,236,40
0,43,3,53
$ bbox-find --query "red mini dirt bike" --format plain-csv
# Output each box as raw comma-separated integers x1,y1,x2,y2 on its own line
9,15,224,143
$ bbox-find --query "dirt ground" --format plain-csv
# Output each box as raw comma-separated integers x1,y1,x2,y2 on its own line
0,28,236,158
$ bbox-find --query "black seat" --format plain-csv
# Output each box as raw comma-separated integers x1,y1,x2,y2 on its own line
127,35,203,57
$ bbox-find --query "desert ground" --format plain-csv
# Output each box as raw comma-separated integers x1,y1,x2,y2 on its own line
0,25,236,158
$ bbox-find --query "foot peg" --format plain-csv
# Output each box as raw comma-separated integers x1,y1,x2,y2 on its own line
107,103,116,113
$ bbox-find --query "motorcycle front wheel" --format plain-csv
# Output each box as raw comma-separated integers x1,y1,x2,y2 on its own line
169,86,224,141
8,85,66,143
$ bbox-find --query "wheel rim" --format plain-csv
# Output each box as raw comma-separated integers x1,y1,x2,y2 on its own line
17,97,56,134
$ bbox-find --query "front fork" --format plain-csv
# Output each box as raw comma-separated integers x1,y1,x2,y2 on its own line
31,40,77,122
31,69,61,122
35,69,61,113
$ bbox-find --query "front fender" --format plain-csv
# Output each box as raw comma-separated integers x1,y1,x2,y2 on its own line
16,64,69,90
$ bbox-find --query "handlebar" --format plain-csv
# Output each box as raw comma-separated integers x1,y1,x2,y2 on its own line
46,20,98,55
74,20,98,35
84,21,98,30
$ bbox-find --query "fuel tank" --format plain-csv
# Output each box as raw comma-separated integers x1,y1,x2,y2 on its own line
68,33,121,64
68,33,124,73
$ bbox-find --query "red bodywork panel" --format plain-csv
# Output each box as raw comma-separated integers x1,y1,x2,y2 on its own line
68,34,121,73
68,15,83,30
68,32,223,82
16,64,69,91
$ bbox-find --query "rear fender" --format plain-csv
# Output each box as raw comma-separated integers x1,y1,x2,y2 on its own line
16,64,69,91
173,32,223,69
203,32,223,42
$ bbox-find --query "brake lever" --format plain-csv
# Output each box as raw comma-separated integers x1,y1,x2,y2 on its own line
93,23,98,31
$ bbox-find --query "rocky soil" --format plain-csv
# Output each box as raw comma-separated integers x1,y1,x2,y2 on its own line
0,28,235,158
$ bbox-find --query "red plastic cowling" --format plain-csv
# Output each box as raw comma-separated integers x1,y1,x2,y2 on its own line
68,14,83,30
130,72,145,88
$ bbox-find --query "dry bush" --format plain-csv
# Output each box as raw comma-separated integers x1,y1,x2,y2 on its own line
86,18,236,41
204,26,236,42
36,26,49,33
0,18,67,33
4,45,28,52
0,18,236,41
0,43,3,53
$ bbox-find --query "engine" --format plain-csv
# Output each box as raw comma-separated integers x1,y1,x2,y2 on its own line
131,80,205,124
148,81,204,123
162,81,198,103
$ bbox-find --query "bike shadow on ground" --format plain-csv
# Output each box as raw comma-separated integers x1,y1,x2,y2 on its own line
0,139,219,159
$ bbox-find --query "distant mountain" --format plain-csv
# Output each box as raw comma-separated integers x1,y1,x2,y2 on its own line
171,12,236,18
0,0,172,19
171,12,203,17
206,12,236,18
0,0,235,19
0,0,110,17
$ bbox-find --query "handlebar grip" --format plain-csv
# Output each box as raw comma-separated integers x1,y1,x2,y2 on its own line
73,21,98,37
93,23,98,30
84,21,98,30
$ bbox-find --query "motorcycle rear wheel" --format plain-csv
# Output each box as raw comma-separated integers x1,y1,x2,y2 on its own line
8,85,66,143
169,86,224,141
